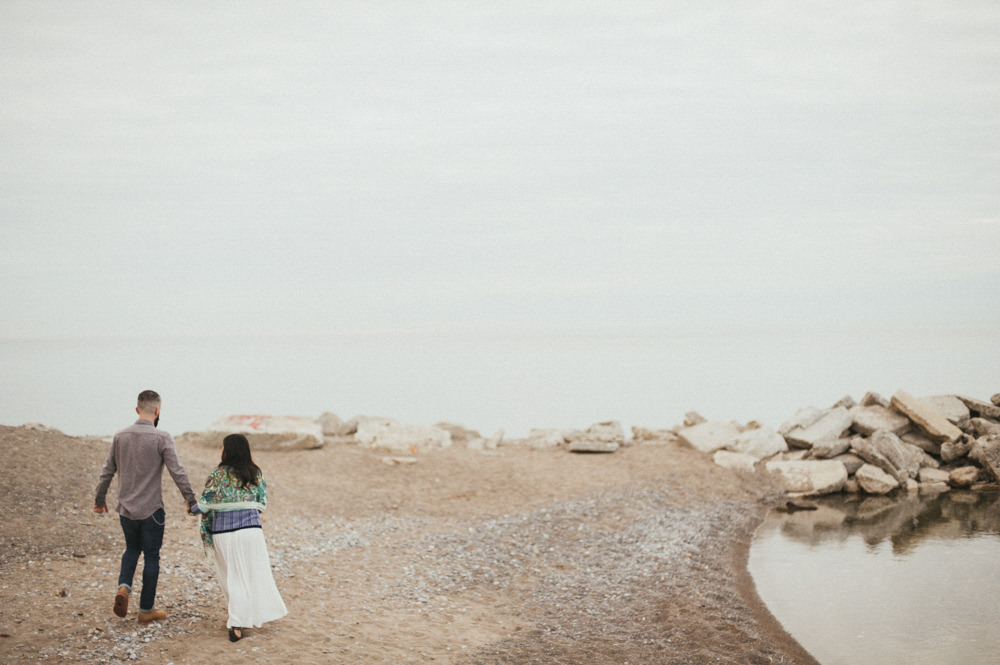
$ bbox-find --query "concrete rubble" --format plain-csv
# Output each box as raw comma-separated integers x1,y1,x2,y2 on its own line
197,389,999,498
203,414,325,450
566,421,625,453
700,389,1000,497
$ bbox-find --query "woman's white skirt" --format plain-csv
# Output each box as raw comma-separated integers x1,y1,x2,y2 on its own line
212,528,288,628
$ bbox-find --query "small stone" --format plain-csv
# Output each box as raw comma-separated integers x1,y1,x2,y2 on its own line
831,395,857,409
859,392,890,408
941,436,974,463
856,464,899,495
764,460,848,496
948,466,980,488
833,453,865,476
683,412,707,427
918,467,950,484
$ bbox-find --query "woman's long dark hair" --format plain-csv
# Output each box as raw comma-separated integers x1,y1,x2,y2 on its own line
220,433,262,488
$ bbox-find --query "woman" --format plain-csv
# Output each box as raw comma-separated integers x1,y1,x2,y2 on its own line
194,433,287,642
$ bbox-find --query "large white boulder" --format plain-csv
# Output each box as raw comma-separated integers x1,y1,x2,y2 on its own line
851,405,911,436
522,428,569,450
207,414,324,451
354,421,452,451
677,421,742,454
727,426,787,460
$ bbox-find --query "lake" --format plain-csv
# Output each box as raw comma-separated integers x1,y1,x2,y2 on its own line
0,326,996,438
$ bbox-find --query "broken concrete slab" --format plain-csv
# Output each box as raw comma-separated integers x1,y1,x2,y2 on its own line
890,390,963,443
207,414,324,451
683,411,707,427
923,395,971,428
958,395,1000,419
566,421,625,452
765,460,848,496
969,417,1000,438
319,412,347,436
969,435,1000,483
832,395,857,410
676,421,742,454
856,464,899,495
833,453,865,476
727,426,787,460
434,422,483,446
778,406,826,437
807,437,853,460
355,421,452,451
851,430,923,485
784,407,854,449
631,427,679,444
568,439,620,453
523,429,569,450
341,415,398,436
901,430,941,457
859,391,890,408
851,405,911,436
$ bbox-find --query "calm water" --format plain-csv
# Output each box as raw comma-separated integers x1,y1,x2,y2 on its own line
749,491,1000,665
1,326,997,437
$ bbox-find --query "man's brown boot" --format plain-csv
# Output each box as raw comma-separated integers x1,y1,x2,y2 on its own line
137,609,167,625
113,586,130,618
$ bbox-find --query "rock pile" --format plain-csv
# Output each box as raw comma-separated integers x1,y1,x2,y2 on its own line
193,392,1000,495
699,390,1000,497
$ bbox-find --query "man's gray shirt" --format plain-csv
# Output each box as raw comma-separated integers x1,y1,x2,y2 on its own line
95,419,197,520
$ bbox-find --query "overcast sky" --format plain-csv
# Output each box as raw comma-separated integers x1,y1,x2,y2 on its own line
1,1,998,340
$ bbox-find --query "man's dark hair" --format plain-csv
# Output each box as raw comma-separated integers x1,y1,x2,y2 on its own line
220,433,262,488
137,390,161,414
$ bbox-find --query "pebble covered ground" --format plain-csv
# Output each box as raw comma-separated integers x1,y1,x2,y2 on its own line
0,424,819,664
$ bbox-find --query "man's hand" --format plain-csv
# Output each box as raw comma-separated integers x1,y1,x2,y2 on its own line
187,503,199,516
93,504,109,514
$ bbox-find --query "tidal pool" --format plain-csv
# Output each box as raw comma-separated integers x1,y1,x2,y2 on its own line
749,490,1000,665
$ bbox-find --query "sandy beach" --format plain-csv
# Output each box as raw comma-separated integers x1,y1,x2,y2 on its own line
0,424,819,664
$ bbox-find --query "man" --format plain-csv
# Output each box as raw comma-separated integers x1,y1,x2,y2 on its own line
94,390,198,625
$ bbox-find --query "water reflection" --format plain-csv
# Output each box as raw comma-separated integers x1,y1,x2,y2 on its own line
750,490,1000,665
771,490,1000,554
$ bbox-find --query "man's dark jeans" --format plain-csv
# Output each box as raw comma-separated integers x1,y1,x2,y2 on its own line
118,508,165,612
